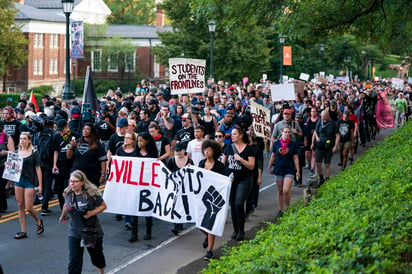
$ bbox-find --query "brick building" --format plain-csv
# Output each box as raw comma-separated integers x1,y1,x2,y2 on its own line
5,0,170,95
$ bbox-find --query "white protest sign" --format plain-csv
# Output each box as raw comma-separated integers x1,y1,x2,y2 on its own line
320,71,325,78
408,77,412,85
103,157,231,236
392,78,404,89
169,58,206,95
250,102,271,139
262,74,267,81
270,83,296,101
327,74,334,82
299,73,310,81
3,152,23,182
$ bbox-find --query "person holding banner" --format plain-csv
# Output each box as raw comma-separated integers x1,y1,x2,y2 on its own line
222,127,255,241
0,122,14,213
67,123,107,188
198,139,226,260
268,127,300,218
166,142,194,236
14,132,44,239
130,132,158,241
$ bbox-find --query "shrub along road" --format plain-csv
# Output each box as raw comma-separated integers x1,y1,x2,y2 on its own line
0,127,396,273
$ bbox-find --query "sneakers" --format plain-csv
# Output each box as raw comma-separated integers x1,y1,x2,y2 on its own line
204,250,213,261
124,223,132,230
236,232,245,241
310,174,319,180
40,209,52,216
309,169,315,176
276,210,284,218
231,231,238,240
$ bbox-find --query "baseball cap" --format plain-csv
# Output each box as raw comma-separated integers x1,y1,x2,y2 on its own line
100,104,109,113
226,103,235,110
181,113,191,120
148,98,158,105
24,111,35,118
70,106,81,118
116,118,128,127
283,109,292,114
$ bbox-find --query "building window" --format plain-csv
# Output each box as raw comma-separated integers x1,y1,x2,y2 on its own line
34,33,44,48
125,53,135,72
49,34,58,48
154,55,160,78
49,59,58,74
108,53,118,72
91,50,102,72
33,59,38,75
38,59,43,75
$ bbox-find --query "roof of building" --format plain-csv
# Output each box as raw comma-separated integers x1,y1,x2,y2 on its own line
103,25,173,39
23,0,82,9
14,3,66,22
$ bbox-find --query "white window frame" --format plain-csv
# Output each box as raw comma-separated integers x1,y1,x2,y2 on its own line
154,55,160,78
91,50,102,72
38,33,43,48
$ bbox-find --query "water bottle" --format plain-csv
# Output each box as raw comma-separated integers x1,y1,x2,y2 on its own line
35,187,43,201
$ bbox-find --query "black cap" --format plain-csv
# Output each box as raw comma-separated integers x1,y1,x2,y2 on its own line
174,142,186,151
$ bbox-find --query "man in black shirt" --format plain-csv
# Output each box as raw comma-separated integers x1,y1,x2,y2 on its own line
95,104,116,151
106,118,128,173
137,109,151,134
172,113,195,151
2,106,21,149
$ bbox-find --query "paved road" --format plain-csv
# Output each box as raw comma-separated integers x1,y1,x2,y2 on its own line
0,128,394,274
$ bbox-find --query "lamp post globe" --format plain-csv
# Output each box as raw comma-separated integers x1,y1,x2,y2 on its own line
279,35,285,83
62,0,75,100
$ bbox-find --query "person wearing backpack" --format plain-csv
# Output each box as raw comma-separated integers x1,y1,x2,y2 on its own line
35,117,55,216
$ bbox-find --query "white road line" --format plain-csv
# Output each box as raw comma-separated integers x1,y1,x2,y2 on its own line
107,181,276,273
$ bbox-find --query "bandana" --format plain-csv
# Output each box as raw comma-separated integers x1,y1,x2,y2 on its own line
279,137,290,156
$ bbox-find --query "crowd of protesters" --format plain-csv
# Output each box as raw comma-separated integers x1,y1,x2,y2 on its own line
0,77,411,263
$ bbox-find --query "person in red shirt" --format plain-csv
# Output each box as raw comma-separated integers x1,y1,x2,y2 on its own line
343,105,359,165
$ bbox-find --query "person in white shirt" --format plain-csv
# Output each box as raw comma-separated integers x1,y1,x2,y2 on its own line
186,125,205,166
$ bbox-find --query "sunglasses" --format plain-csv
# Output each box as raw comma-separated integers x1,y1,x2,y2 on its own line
215,135,223,138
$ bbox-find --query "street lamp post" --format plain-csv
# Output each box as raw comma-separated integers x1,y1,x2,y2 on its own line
62,0,75,100
320,43,325,72
72,60,76,95
347,56,352,79
279,34,285,83
208,21,216,81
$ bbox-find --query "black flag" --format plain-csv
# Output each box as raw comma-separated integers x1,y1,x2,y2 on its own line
82,66,99,113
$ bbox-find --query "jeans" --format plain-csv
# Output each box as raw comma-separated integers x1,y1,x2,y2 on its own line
230,177,253,234
41,163,54,211
68,236,105,274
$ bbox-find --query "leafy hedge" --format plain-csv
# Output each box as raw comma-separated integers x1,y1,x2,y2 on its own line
0,93,42,108
205,122,412,273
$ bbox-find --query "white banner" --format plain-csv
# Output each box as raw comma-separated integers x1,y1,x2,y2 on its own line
2,152,23,182
169,58,206,95
250,101,271,139
103,156,231,236
270,83,296,101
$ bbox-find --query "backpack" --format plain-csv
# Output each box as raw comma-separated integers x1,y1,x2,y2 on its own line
36,130,53,162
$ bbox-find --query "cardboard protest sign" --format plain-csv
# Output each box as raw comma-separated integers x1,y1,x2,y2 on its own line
3,152,23,182
270,83,295,102
169,58,206,95
391,78,404,89
103,157,231,236
250,101,271,139
293,80,306,97
318,78,328,85
299,73,310,81
327,74,334,83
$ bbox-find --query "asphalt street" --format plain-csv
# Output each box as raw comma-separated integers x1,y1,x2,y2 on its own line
0,128,394,274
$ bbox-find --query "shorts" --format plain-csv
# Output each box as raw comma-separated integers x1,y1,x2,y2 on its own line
315,149,333,164
339,141,352,150
274,174,295,182
14,176,36,189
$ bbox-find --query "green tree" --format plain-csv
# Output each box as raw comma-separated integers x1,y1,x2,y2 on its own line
153,0,277,83
106,0,155,25
0,0,29,91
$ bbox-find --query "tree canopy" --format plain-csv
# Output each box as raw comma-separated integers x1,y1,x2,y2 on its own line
0,0,29,78
105,0,155,25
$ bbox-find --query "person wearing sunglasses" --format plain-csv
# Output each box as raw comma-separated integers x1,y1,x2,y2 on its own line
214,129,226,162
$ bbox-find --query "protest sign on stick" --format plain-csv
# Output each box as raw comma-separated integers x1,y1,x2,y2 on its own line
250,102,271,139
169,58,206,95
270,83,295,102
103,157,231,236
